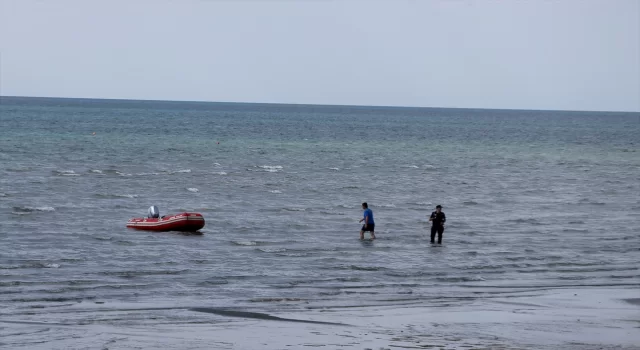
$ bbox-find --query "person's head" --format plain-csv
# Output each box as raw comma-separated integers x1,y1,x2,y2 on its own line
435,205,442,212
362,202,368,209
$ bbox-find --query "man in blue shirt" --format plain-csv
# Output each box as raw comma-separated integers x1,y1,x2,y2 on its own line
359,202,376,240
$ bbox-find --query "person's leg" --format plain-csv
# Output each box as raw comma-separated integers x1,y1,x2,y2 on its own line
370,230,376,240
430,226,436,243
360,228,365,240
437,226,444,244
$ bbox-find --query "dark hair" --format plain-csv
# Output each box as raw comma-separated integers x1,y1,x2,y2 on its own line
362,202,368,208
436,205,442,208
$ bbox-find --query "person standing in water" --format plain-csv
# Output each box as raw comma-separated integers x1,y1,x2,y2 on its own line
359,202,376,240
429,205,446,244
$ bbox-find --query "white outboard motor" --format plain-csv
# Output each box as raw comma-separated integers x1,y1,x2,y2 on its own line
148,205,160,219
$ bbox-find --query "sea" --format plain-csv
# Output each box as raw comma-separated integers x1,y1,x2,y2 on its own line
1,96,639,349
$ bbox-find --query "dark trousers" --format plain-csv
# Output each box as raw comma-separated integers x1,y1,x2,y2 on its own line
430,225,444,243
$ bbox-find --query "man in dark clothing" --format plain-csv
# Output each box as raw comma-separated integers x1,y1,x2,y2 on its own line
429,205,446,244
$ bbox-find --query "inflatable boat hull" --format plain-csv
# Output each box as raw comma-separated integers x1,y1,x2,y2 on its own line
126,212,205,232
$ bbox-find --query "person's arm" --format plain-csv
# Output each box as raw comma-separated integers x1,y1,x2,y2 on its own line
364,214,369,226
442,213,446,225
428,212,433,221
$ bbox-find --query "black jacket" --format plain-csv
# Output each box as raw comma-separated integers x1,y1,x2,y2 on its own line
430,211,446,226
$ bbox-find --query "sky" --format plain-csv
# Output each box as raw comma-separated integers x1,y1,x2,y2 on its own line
0,0,638,112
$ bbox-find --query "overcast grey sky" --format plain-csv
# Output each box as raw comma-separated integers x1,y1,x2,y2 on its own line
0,0,638,111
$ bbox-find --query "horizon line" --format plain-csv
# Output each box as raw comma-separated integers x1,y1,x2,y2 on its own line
1,95,638,114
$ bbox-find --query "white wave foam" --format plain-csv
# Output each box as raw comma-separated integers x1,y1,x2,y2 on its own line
115,171,132,176
406,165,420,169
173,169,192,174
233,240,257,246
377,203,397,208
423,165,436,169
269,190,282,194
135,172,161,176
258,248,287,253
117,194,138,199
214,171,227,175
44,263,60,268
329,167,340,171
57,170,80,176
14,206,56,212
96,193,138,199
90,169,103,174
213,163,221,166
33,206,55,212
187,188,199,193
259,165,283,172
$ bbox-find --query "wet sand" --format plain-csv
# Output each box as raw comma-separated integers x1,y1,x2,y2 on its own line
623,298,640,306
2,287,639,349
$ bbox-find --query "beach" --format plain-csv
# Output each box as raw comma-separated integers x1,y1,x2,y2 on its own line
3,287,638,349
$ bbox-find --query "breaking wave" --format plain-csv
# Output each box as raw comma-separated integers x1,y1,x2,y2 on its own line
258,165,283,172
12,206,56,213
53,170,79,176
94,193,139,199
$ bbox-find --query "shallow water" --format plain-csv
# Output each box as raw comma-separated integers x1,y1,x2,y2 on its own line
1,97,639,348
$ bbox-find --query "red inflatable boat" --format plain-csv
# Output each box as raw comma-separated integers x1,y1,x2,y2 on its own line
126,212,205,232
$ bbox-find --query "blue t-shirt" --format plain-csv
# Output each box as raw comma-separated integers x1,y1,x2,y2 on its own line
363,208,374,225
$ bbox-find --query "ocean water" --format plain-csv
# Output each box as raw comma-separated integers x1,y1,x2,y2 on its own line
1,97,639,349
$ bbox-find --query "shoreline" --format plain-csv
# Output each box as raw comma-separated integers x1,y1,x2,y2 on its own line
2,287,639,349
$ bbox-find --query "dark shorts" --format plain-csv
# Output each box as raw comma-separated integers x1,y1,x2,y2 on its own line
361,224,375,232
